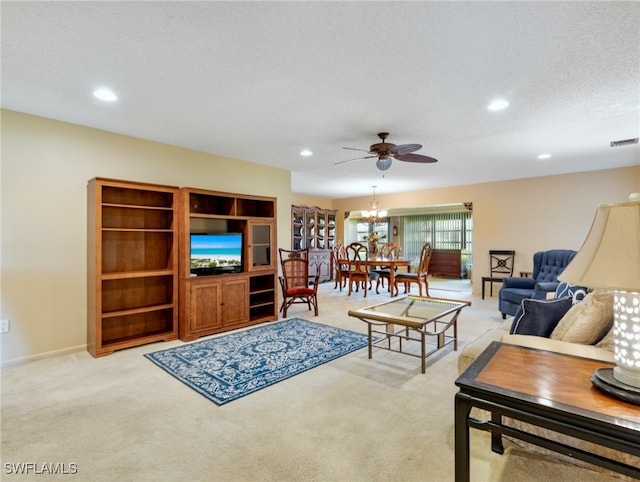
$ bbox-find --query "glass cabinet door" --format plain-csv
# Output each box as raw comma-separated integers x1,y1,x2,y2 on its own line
305,209,316,249
317,213,326,249
327,212,336,249
249,222,274,270
292,207,305,250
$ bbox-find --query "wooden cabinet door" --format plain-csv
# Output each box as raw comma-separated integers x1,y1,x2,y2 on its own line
221,278,249,326
189,277,249,332
190,281,222,333
318,255,331,281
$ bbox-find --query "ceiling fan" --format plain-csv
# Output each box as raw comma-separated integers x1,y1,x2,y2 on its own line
336,132,438,171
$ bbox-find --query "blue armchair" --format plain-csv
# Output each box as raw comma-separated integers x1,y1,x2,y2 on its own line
498,249,576,318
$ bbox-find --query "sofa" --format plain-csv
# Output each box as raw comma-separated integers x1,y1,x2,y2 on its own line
459,289,614,373
458,289,639,479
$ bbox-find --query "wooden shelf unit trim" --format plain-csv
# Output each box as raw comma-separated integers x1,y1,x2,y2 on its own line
188,213,275,221
102,303,175,319
102,228,173,233
249,287,274,295
100,330,177,351
102,203,174,210
102,269,174,280
189,213,272,221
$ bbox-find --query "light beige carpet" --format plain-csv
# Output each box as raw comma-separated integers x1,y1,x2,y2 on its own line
0,279,623,481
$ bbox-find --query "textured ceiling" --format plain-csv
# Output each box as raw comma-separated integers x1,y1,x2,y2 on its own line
2,1,639,198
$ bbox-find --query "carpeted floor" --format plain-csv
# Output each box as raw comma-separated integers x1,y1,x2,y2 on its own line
0,278,623,481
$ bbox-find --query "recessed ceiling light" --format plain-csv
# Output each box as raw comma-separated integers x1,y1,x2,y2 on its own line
300,150,312,156
537,153,552,160
488,99,509,111
93,88,118,102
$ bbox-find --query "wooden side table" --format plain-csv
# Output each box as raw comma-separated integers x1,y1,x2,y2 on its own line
454,342,640,481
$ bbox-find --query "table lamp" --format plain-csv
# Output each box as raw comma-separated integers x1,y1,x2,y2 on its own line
558,193,640,405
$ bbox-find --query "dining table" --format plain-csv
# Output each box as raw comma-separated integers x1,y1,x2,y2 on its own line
338,256,411,297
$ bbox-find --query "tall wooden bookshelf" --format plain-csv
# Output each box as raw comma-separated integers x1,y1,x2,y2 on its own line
179,188,278,341
87,178,179,357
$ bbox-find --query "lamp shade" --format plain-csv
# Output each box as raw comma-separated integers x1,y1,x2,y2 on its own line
558,200,640,291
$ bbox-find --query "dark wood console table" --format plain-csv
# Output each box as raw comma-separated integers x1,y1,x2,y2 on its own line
454,342,640,481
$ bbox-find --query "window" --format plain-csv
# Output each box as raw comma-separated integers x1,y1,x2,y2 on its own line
353,221,389,245
403,212,472,274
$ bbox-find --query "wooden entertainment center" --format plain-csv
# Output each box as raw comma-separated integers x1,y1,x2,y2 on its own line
179,187,277,341
87,178,278,356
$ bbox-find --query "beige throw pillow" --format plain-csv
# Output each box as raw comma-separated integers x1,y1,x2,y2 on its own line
595,325,615,352
550,290,614,344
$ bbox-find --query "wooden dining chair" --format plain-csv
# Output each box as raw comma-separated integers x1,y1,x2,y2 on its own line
278,248,319,317
394,242,432,297
331,242,348,291
345,242,379,297
373,241,401,291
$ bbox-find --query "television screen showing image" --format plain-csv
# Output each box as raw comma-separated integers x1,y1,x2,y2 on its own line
190,233,243,273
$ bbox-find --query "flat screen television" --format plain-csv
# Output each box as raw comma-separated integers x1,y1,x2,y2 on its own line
190,233,243,275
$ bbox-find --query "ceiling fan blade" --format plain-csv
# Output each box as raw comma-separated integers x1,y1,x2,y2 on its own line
394,153,438,163
334,155,377,165
390,143,422,155
342,147,371,153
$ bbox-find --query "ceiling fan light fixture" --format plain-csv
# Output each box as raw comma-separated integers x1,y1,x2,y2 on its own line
376,157,393,171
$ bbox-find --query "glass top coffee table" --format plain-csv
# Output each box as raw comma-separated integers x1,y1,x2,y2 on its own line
348,295,471,373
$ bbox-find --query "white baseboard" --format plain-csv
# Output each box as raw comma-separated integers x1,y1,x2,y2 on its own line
1,344,87,368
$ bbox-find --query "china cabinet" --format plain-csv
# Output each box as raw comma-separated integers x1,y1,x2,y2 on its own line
291,205,337,282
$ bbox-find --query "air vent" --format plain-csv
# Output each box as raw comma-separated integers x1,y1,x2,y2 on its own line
610,137,639,147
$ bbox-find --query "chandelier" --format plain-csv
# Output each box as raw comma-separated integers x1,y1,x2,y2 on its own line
361,186,388,224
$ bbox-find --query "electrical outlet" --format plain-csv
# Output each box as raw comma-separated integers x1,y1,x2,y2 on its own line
0,319,9,333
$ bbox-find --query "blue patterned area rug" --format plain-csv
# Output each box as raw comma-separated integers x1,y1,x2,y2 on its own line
144,318,369,405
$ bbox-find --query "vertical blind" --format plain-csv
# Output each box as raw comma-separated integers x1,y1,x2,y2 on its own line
403,212,473,270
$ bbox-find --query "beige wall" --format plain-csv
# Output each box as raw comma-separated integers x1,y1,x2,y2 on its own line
333,167,640,288
1,109,638,365
1,110,292,365
290,194,334,209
